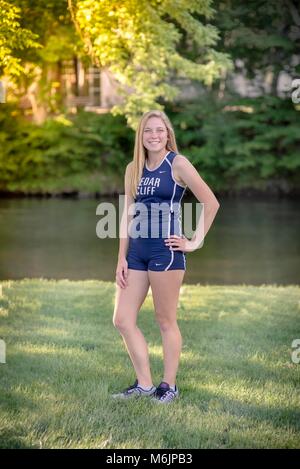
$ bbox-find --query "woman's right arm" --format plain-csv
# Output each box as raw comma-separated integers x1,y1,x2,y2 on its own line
115,161,134,289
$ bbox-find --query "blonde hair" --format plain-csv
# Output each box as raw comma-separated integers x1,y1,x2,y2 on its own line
130,110,179,199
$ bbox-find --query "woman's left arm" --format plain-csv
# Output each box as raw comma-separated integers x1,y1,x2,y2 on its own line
165,155,220,253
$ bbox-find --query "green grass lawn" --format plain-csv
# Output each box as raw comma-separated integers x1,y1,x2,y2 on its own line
0,279,299,449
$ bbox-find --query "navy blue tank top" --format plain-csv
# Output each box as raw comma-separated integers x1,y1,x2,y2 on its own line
130,150,187,238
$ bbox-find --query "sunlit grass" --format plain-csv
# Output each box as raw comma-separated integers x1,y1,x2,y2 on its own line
0,279,299,448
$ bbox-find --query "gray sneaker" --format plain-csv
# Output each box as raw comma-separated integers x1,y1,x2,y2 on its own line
151,381,179,404
111,379,156,399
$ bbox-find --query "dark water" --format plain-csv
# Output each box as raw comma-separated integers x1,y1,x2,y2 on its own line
0,196,299,285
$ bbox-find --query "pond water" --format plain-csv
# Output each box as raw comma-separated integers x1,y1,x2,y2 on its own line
0,196,299,285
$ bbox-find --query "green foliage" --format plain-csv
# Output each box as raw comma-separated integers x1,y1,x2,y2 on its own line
70,0,233,128
0,106,134,192
165,95,300,191
211,0,299,80
0,0,41,77
37,25,79,64
1,94,299,194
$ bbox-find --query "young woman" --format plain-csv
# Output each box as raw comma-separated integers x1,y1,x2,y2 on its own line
112,110,220,403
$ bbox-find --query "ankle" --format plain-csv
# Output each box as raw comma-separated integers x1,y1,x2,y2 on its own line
138,381,153,388
162,380,175,388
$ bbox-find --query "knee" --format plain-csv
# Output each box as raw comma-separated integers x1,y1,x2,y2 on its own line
155,315,177,332
112,314,125,331
113,313,134,333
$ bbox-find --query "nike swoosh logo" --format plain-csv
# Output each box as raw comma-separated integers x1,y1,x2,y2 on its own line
159,171,166,173
155,263,162,266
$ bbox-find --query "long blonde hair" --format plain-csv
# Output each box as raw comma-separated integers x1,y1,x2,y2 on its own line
130,110,179,199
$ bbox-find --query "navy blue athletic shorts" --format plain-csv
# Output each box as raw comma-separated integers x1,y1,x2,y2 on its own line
126,236,186,271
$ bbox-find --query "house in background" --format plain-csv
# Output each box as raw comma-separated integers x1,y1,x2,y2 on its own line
61,58,125,113
17,54,297,123
60,56,297,115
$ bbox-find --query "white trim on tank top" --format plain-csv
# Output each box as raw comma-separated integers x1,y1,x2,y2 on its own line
165,155,187,189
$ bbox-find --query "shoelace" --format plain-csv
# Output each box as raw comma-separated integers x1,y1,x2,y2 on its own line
159,390,175,402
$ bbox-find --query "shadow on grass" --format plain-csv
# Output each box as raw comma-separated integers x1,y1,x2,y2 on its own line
0,429,36,449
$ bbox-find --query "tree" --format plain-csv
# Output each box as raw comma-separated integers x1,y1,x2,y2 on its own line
210,0,300,97
3,0,81,121
68,0,233,128
0,0,41,78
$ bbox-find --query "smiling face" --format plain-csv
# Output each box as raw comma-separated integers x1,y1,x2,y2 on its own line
142,116,169,154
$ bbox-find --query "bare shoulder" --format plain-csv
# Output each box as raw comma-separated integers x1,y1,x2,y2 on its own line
124,161,134,182
173,154,191,168
124,161,135,201
126,161,134,173
173,154,191,187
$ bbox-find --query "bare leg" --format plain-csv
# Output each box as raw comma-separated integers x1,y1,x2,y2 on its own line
113,269,153,387
148,269,185,386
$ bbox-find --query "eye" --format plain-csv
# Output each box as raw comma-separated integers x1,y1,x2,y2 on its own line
144,128,165,132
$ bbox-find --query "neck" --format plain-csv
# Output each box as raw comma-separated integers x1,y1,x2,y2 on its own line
146,148,169,163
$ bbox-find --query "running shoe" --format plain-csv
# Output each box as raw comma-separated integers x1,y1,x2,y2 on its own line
151,381,179,404
111,379,156,399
